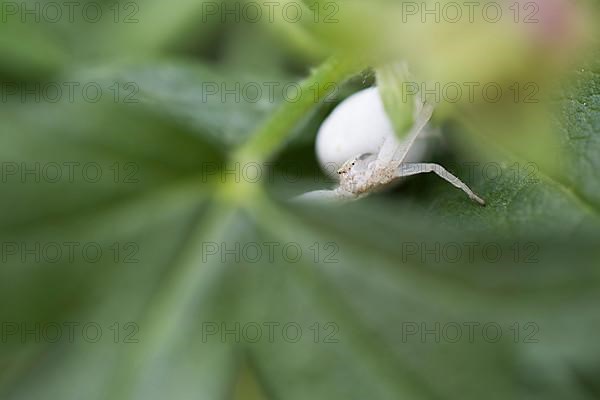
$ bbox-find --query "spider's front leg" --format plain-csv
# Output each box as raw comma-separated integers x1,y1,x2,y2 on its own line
395,163,486,206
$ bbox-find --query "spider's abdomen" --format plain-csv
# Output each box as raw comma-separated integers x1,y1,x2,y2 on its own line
316,87,429,179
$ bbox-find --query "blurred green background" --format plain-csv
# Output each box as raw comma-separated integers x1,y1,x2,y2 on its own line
1,0,600,399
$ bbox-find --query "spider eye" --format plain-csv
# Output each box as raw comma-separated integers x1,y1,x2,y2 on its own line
352,162,355,166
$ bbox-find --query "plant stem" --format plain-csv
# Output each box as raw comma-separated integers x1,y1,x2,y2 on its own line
234,55,366,163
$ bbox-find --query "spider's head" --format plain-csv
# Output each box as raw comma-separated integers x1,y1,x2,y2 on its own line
337,153,373,178
337,159,357,176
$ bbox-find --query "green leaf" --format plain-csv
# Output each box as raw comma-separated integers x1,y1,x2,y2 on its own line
0,21,67,78
554,61,600,209
1,52,600,400
70,61,287,148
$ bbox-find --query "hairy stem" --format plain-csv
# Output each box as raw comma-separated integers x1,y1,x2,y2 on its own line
234,55,366,163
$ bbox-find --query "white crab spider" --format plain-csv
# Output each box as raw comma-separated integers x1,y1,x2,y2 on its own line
295,87,485,205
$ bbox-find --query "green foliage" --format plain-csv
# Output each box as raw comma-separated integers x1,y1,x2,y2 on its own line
1,2,600,400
